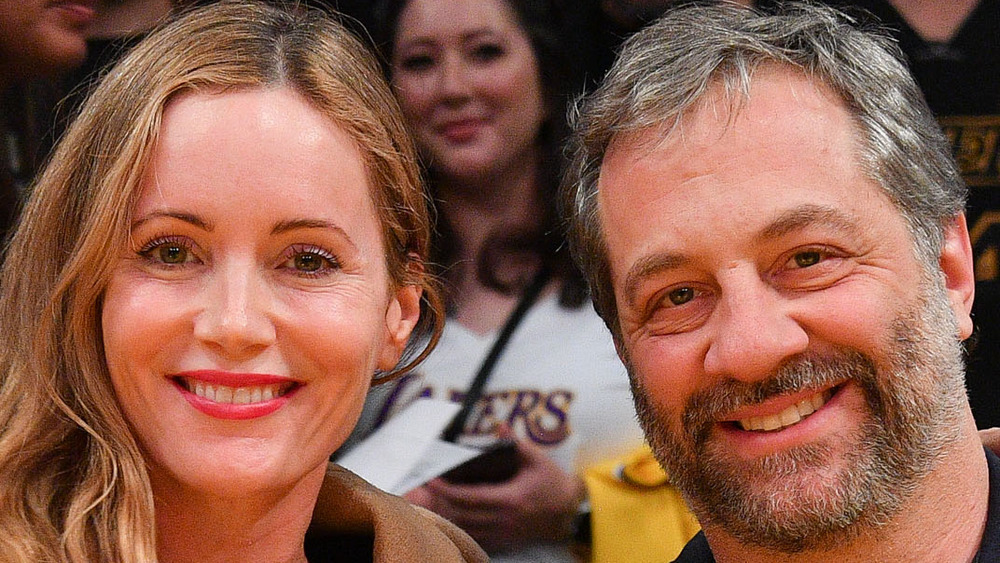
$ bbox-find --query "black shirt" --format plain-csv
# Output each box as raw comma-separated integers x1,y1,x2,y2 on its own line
304,529,376,563
673,447,1000,562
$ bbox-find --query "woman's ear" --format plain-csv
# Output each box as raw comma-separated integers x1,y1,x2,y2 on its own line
377,264,424,372
939,213,976,340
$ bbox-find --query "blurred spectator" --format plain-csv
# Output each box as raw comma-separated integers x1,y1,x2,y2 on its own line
86,0,172,39
0,0,93,83
353,0,647,560
822,0,1000,429
1,0,96,241
1,0,174,245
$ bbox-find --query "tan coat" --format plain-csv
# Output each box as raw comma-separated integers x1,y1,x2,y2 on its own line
311,464,487,562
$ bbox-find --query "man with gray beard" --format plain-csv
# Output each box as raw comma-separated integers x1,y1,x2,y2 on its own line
561,2,999,561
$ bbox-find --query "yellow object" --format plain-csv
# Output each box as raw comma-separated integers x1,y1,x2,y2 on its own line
584,444,701,563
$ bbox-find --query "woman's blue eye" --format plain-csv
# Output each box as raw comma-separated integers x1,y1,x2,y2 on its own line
158,244,188,264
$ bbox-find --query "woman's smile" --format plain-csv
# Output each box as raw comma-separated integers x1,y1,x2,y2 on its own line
170,370,303,420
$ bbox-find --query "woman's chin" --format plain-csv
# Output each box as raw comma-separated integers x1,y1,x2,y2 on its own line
148,452,327,501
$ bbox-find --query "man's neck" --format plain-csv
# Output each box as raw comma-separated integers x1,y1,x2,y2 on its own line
706,415,991,563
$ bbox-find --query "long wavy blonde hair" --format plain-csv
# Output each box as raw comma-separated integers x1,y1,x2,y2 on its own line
0,2,442,560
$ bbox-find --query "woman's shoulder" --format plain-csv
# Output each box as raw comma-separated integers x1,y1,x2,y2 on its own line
310,464,487,563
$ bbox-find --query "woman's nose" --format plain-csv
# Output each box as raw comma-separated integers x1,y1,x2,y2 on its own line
436,54,471,101
193,263,277,358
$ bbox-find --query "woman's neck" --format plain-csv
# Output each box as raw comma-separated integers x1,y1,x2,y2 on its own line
152,463,327,563
436,144,542,216
436,148,549,333
440,148,543,255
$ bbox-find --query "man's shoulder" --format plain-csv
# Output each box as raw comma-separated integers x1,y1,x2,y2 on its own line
673,531,715,563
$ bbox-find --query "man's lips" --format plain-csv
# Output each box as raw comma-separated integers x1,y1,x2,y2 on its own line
721,382,844,433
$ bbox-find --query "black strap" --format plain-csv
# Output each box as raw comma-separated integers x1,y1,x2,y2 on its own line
441,266,552,443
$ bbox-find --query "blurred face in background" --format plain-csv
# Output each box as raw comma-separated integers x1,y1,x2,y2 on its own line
0,0,96,81
391,0,546,184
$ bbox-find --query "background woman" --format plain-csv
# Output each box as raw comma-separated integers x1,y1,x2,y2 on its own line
0,2,484,561
0,0,97,240
361,0,646,560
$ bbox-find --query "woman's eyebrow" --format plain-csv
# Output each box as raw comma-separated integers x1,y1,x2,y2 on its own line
130,210,212,232
271,218,358,249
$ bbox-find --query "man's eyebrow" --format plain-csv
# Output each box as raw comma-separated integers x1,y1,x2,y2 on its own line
623,252,688,311
755,204,862,242
130,211,211,232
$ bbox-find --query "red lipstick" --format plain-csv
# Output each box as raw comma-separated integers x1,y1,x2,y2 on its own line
170,370,301,420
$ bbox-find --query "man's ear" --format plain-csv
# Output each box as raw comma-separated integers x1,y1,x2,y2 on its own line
377,274,423,373
939,213,976,341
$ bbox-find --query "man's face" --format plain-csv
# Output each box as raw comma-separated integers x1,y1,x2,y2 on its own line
597,68,973,551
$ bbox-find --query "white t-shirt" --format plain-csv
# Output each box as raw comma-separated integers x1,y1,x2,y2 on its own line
368,292,645,562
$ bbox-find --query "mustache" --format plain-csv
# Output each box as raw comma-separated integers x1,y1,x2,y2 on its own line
680,351,877,443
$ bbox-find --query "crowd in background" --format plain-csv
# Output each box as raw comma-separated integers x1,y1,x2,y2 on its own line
1,0,997,561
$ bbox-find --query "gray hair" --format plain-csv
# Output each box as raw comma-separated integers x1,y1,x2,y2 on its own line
561,1,966,340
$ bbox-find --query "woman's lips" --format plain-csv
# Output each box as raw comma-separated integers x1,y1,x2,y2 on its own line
50,0,98,25
438,119,485,143
170,370,301,420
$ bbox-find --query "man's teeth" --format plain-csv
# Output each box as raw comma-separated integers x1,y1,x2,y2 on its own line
738,390,833,432
186,380,290,404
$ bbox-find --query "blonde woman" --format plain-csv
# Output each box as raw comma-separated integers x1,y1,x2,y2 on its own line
0,2,485,561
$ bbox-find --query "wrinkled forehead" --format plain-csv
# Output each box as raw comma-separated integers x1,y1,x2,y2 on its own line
595,67,884,267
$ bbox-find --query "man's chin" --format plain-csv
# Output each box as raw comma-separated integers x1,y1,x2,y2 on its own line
683,437,876,551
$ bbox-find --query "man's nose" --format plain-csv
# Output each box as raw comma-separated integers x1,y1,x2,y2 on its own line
193,263,277,358
703,271,809,382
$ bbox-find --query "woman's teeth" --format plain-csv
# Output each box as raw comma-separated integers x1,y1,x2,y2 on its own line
183,380,291,404
738,389,833,432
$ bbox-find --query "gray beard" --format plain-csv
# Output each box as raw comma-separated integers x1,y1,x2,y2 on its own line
628,277,968,553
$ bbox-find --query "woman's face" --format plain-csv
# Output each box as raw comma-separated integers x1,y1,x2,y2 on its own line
0,0,95,80
391,0,546,183
102,87,420,497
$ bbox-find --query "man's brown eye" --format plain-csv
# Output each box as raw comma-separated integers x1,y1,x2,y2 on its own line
794,251,822,268
668,287,694,306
